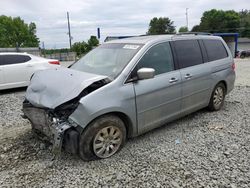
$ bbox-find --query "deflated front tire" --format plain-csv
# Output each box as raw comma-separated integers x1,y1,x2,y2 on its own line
79,115,126,161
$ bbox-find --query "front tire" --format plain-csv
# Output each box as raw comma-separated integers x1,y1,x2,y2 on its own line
79,115,126,161
208,83,226,111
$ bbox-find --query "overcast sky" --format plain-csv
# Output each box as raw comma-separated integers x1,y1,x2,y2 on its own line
0,0,248,48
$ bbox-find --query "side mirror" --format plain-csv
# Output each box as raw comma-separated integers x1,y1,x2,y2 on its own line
137,68,155,80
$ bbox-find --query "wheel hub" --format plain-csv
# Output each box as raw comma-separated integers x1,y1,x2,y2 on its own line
213,86,224,107
93,126,122,158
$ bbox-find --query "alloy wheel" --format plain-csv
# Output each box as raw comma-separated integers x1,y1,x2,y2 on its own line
93,126,122,158
213,87,224,108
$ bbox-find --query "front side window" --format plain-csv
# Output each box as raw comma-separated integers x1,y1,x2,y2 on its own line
70,43,142,79
174,40,203,68
203,39,228,61
136,42,174,75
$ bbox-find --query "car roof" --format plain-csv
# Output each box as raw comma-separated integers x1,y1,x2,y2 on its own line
105,34,222,45
105,35,173,44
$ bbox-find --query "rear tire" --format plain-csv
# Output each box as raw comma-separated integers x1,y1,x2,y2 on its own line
79,115,126,161
208,83,226,111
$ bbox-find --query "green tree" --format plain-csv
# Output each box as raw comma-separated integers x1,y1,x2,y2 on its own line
88,36,99,47
72,36,99,56
71,41,88,56
43,48,70,55
178,26,188,33
86,35,99,51
191,25,201,32
147,17,176,34
239,9,250,37
193,9,240,33
26,22,39,47
0,15,39,47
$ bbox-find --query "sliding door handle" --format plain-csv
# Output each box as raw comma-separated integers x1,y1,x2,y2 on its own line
185,74,192,79
169,78,178,83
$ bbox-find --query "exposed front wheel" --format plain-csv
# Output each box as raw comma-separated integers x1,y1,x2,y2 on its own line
79,115,126,161
208,83,226,111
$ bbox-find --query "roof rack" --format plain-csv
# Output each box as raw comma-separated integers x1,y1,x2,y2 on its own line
176,32,212,36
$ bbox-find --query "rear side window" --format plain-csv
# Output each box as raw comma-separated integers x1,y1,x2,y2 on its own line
174,40,203,68
136,42,174,75
203,39,228,61
1,55,31,65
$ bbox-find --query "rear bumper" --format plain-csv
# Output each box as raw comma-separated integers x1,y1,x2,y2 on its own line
22,102,79,155
226,70,236,94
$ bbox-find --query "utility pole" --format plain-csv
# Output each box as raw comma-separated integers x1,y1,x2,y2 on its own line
97,27,100,40
186,8,189,31
42,41,45,57
67,12,72,49
42,41,45,49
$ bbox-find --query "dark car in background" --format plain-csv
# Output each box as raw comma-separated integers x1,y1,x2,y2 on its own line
237,49,250,58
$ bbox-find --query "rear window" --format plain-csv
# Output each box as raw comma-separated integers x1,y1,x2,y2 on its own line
203,39,228,61
1,55,31,65
174,40,203,68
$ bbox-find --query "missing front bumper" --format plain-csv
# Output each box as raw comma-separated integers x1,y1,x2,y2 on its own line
22,103,78,155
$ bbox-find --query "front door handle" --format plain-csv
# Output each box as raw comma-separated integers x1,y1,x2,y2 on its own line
26,64,33,67
169,78,178,83
185,74,192,79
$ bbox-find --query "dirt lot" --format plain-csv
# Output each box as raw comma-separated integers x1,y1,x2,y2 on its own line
0,59,250,187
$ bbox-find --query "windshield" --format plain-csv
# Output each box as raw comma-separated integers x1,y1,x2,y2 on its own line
70,43,142,79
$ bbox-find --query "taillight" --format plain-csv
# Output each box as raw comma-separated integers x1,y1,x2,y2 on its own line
232,62,235,71
49,61,60,65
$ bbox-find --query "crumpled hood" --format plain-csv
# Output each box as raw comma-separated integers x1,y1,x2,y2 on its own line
26,67,108,109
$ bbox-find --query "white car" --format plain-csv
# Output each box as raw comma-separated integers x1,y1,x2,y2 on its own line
0,52,60,90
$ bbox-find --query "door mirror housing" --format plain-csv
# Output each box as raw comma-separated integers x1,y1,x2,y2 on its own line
137,68,155,80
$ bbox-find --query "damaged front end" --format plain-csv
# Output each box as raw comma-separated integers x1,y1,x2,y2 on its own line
22,69,111,156
23,101,78,155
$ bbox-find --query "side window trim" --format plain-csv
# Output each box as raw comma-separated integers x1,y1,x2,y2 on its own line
221,40,229,57
169,41,179,70
171,40,181,70
198,40,208,63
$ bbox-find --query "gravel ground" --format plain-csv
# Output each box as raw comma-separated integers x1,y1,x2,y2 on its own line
0,59,250,187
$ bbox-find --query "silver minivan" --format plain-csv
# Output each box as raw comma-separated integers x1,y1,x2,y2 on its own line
23,34,235,160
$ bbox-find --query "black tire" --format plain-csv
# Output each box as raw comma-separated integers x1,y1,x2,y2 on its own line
79,115,126,161
208,82,226,111
240,54,245,59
